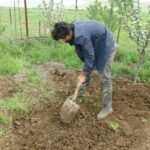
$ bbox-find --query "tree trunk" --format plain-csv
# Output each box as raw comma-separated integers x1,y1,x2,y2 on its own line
134,54,145,82
116,17,122,43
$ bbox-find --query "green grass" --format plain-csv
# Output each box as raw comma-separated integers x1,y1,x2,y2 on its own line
0,54,24,75
0,7,149,81
0,36,149,81
112,62,128,77
0,93,30,115
115,46,138,64
64,9,87,22
77,97,101,112
25,69,41,87
0,112,12,125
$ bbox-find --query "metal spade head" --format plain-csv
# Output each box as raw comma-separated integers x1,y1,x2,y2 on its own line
60,97,80,123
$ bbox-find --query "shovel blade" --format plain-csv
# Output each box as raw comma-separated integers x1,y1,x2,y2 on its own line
60,98,80,123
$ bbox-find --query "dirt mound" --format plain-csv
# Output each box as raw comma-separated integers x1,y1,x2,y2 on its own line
0,62,150,150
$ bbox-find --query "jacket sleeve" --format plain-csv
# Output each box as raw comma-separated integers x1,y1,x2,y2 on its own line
75,45,85,62
81,36,95,72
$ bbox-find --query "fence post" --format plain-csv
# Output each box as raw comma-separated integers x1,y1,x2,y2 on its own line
18,0,23,38
39,20,41,36
24,0,29,37
14,0,17,36
9,8,12,25
75,0,78,20
44,23,46,36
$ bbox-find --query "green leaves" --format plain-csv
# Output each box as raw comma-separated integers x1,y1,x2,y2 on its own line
87,0,118,32
40,0,64,32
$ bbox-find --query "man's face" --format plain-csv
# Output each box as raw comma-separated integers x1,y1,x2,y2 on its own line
60,30,72,43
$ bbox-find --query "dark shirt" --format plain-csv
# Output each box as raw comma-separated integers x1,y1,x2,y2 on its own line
70,20,117,72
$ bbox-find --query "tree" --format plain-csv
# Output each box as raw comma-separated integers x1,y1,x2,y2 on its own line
113,0,133,43
121,0,150,82
40,0,64,33
87,0,118,32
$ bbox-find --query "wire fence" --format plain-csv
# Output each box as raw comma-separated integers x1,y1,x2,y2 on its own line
0,0,94,41
1,6,49,40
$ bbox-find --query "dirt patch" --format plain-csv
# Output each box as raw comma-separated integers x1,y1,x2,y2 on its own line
0,62,150,150
0,75,16,99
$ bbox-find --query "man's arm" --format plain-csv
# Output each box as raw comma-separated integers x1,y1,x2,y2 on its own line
81,36,95,73
78,36,95,84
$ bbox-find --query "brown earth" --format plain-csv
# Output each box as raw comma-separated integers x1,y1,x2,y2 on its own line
0,76,16,99
0,62,150,150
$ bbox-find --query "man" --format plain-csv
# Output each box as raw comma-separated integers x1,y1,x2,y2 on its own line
51,20,117,119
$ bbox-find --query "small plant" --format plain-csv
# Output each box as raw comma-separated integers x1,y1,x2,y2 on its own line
142,118,148,123
77,97,101,111
108,121,119,132
141,117,149,123
78,97,94,105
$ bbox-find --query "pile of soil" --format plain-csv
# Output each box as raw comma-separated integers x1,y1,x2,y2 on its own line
0,62,149,150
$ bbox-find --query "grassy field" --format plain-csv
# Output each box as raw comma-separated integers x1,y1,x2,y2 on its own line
0,6,150,82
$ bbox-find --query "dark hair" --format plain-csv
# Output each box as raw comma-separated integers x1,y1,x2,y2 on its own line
51,21,71,40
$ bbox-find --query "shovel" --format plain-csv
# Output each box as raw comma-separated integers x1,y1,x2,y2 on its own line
60,82,81,123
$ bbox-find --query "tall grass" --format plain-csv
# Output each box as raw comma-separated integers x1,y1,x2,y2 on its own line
0,93,30,115
0,36,149,81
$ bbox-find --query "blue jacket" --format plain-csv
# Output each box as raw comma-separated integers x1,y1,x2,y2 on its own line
72,20,116,72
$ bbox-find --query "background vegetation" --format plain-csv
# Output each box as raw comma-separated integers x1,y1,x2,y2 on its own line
0,6,149,81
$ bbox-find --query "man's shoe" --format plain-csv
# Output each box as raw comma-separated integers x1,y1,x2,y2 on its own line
97,107,113,120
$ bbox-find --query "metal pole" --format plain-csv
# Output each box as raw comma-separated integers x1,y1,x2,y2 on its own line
44,23,46,36
18,0,23,38
39,20,41,36
14,0,17,36
75,0,78,19
9,8,12,25
24,0,29,37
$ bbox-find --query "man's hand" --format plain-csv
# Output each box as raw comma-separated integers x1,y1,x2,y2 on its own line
78,72,86,85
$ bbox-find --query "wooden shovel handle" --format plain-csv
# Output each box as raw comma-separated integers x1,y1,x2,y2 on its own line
72,82,82,101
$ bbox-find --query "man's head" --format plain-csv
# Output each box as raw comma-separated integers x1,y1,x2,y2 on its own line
51,21,73,43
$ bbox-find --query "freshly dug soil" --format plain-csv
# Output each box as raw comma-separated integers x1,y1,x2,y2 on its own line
0,62,149,150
